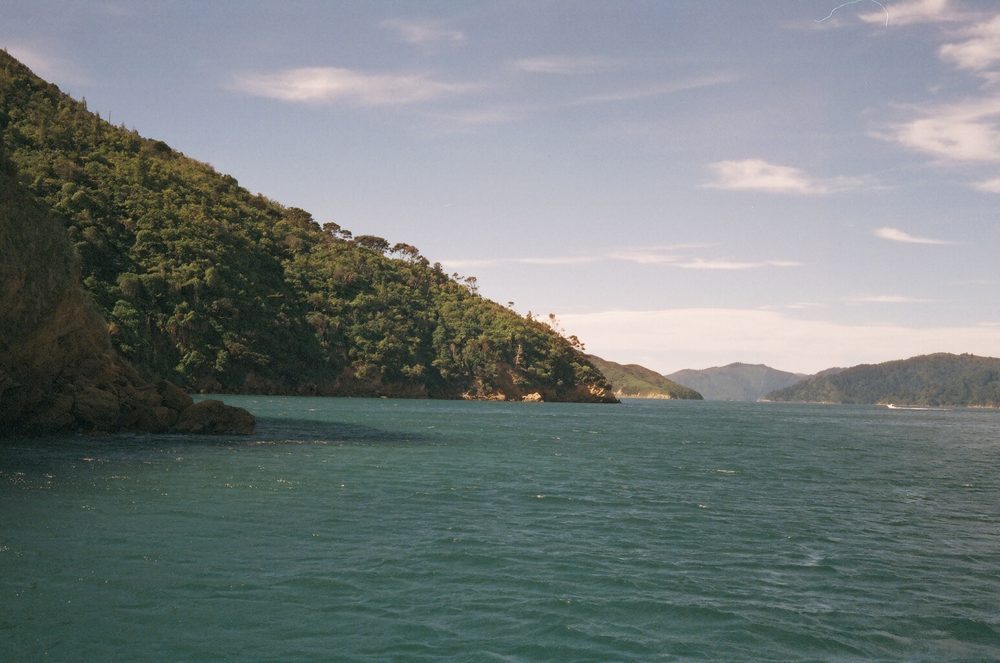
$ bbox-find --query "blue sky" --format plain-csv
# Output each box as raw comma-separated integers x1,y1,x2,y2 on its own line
3,0,999,373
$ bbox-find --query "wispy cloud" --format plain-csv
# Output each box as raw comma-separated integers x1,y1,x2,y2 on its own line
421,107,526,129
972,176,1000,192
230,67,472,105
421,72,734,130
876,97,1000,162
381,18,465,46
678,259,801,270
606,246,706,265
441,246,798,271
441,255,600,269
939,15,1000,71
512,55,619,75
569,73,736,106
557,308,1000,374
849,294,934,303
874,226,957,244
763,302,826,310
859,0,962,26
3,43,89,86
704,159,863,194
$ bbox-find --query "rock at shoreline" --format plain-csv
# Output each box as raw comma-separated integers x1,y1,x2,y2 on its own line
0,151,254,437
175,400,256,435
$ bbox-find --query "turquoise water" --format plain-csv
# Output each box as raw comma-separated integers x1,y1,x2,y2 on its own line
2,398,999,661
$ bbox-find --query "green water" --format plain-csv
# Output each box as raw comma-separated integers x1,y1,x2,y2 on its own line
2,398,998,661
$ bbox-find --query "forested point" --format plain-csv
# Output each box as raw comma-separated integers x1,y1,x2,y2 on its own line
765,353,1000,407
586,355,703,400
0,50,615,403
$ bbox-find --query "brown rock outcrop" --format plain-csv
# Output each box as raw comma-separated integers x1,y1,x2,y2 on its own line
0,151,254,436
174,400,256,435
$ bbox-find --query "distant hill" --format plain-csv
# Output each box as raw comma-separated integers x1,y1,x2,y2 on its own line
765,353,1000,407
587,356,702,400
666,363,806,401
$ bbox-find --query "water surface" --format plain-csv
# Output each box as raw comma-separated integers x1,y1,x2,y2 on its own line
2,398,998,661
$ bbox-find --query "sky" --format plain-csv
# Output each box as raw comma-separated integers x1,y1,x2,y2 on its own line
3,0,999,374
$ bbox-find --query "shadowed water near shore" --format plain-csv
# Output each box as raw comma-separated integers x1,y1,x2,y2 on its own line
2,398,998,661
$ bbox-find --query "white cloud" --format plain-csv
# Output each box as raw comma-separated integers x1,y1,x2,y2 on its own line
860,0,960,26
874,226,956,244
849,294,934,303
230,67,472,105
381,19,465,46
512,55,618,75
972,176,1000,192
879,97,1000,161
939,15,1000,71
704,159,862,194
558,308,1000,374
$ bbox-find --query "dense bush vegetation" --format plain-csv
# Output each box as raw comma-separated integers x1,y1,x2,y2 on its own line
766,354,1000,407
0,51,613,401
586,355,702,399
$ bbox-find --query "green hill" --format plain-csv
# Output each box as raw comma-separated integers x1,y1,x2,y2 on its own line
765,353,1000,407
0,50,614,403
665,363,806,401
586,356,702,400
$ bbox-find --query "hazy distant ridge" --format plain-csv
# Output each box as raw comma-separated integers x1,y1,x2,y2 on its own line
666,363,806,401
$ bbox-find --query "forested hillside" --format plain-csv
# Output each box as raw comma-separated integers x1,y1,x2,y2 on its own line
586,355,702,400
0,145,254,433
765,354,1000,407
0,51,614,402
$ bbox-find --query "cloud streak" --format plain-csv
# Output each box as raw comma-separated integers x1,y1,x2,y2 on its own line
972,176,1000,192
381,19,465,46
512,55,619,75
3,43,89,86
849,294,934,303
569,73,736,106
441,247,799,271
859,0,961,26
874,226,956,245
704,159,863,194
230,67,472,105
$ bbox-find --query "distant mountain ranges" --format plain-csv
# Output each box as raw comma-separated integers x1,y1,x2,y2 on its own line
665,363,806,402
594,354,1000,408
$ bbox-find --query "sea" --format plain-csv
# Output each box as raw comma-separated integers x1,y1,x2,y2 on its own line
1,397,998,662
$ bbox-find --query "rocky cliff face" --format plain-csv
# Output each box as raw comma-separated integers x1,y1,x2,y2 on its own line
0,153,253,435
